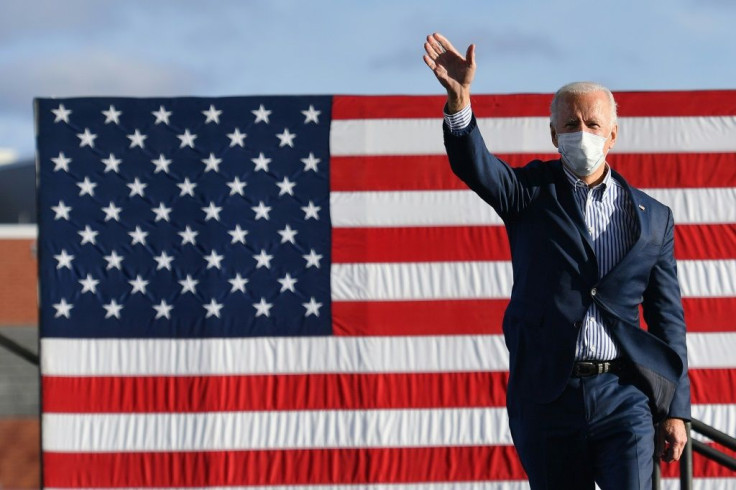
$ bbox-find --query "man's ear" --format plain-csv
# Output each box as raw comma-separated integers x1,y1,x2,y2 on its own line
550,123,559,148
608,123,618,151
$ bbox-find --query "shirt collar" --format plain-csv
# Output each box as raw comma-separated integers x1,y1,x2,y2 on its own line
563,163,612,194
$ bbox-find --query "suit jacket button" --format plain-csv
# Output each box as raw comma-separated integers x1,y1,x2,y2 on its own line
591,288,597,297
574,321,582,329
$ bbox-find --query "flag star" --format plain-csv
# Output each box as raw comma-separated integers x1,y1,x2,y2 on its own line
101,153,122,173
204,249,224,269
251,153,271,172
277,224,298,244
152,105,172,125
153,299,173,319
77,177,97,196
152,154,172,174
79,274,99,294
302,297,323,317
78,225,99,245
52,104,72,123
253,297,273,317
202,201,223,221
276,176,296,196
253,249,274,269
104,250,124,270
177,129,197,148
301,201,321,220
203,299,224,318
227,127,247,147
129,226,148,246
177,177,197,197
77,128,97,148
228,225,248,244
252,104,272,123
179,226,199,246
102,202,122,222
127,177,147,197
202,104,222,124
154,251,174,270
103,299,123,319
179,275,199,295
276,128,296,147
226,176,247,196
301,105,321,124
277,272,298,293
52,152,71,172
54,249,74,269
52,201,72,220
102,105,122,124
127,129,147,148
301,153,320,172
52,298,73,318
129,275,149,294
228,273,249,293
107,251,128,275
202,153,222,172
303,249,323,268
152,202,172,222
251,201,272,220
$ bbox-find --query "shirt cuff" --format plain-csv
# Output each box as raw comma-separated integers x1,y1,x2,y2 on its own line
443,103,472,132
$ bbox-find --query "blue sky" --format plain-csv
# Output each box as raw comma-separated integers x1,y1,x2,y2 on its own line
2,0,735,161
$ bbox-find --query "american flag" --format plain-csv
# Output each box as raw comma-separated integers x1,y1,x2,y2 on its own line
36,92,736,488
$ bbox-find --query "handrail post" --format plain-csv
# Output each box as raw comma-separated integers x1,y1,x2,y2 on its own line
652,457,661,490
680,421,693,490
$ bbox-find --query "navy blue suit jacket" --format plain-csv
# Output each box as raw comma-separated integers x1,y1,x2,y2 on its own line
444,117,691,422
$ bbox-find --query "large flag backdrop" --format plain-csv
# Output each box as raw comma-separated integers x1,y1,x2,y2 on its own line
36,92,736,489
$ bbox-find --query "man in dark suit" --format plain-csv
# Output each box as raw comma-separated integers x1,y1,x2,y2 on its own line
423,32,690,489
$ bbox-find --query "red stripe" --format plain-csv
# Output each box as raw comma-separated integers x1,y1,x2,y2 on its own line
332,91,736,119
332,226,511,263
43,445,526,487
333,299,507,336
682,297,736,332
331,297,736,336
332,224,736,264
330,154,736,191
42,371,509,413
41,368,736,414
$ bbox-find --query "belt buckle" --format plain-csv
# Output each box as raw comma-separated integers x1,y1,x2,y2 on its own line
575,361,597,377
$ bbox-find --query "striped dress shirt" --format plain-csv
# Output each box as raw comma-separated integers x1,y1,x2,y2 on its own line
445,104,639,360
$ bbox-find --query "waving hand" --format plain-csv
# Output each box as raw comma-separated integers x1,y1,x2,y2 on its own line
423,33,476,113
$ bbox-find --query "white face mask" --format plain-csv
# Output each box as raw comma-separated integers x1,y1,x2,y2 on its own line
556,131,608,177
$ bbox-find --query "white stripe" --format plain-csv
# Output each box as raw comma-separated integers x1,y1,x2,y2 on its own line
0,224,37,239
330,116,736,155
40,333,736,376
330,190,503,227
332,262,512,300
331,261,736,299
42,481,736,490
330,188,736,227
40,335,510,376
687,332,736,368
678,260,736,297
42,407,512,452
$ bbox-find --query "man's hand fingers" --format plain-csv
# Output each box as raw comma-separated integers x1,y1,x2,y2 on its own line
425,36,445,58
433,32,459,56
466,44,476,67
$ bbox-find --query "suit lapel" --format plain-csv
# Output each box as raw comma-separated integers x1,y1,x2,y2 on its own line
553,162,596,256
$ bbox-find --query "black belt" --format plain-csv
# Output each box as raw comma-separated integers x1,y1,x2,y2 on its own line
571,359,628,377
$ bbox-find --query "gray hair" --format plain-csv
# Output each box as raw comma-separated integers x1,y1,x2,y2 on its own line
550,81,618,125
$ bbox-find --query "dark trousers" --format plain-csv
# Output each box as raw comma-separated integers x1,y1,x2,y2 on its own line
508,371,655,490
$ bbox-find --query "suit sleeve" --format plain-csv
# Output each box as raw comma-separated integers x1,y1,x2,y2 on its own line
642,208,691,420
443,116,537,221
